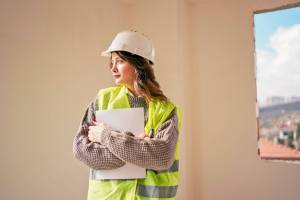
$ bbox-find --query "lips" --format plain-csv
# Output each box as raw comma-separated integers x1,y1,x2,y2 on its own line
113,74,121,79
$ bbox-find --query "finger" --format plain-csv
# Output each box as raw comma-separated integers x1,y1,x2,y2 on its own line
89,126,95,131
88,132,96,139
92,120,100,125
88,136,95,142
89,129,102,136
88,129,97,135
88,130,97,135
89,125,101,131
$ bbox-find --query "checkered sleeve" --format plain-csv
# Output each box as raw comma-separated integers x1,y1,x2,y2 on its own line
99,109,179,171
72,97,126,170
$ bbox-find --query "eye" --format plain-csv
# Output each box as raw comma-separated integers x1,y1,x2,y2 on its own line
116,59,124,64
111,58,125,66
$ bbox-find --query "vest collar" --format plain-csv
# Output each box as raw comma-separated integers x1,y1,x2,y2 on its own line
123,85,143,98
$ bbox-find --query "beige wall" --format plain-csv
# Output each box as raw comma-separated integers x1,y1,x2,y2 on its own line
1,0,300,199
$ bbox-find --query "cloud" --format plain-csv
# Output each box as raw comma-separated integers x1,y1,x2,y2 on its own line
256,23,300,102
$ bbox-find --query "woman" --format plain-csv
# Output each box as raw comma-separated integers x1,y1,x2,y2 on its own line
73,30,182,200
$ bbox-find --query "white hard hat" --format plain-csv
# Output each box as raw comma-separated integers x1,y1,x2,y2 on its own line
101,30,155,64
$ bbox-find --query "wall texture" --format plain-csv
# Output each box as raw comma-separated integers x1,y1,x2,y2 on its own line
1,0,300,199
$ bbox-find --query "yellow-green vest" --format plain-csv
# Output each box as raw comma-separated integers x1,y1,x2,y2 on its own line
88,86,182,200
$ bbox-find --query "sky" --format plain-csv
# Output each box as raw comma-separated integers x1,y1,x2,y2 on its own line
254,6,300,103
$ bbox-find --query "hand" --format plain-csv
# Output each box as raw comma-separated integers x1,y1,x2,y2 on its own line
136,134,151,140
88,122,112,143
143,134,151,141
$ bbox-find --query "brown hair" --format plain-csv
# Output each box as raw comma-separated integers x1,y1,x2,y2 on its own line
112,51,168,103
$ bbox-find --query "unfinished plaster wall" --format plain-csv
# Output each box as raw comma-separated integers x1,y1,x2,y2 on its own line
1,0,300,199
187,1,300,199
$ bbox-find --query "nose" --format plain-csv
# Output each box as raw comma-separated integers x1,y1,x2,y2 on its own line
110,62,118,73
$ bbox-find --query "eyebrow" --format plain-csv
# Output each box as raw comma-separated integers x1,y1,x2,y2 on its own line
111,55,121,60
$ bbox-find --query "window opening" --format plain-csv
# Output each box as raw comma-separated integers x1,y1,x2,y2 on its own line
254,5,300,161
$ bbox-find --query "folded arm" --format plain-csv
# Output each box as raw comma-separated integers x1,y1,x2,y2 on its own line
73,98,126,170
98,109,179,171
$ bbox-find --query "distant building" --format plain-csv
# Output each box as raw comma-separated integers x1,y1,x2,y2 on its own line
260,96,300,107
266,96,285,106
287,96,300,103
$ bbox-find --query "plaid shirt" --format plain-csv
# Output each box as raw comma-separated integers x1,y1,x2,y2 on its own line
73,93,179,170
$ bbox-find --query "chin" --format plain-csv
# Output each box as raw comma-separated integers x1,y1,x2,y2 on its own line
115,80,124,85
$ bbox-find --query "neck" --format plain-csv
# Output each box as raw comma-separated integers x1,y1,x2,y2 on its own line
126,84,139,97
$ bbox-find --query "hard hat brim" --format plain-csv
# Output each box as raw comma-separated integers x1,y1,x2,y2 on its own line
101,50,111,58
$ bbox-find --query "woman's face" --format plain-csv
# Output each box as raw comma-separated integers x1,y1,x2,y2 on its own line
110,52,136,87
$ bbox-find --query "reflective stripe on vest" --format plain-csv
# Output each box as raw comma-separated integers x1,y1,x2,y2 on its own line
88,85,182,200
136,185,178,198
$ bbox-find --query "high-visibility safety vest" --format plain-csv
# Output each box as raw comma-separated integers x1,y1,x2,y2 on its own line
87,85,182,200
